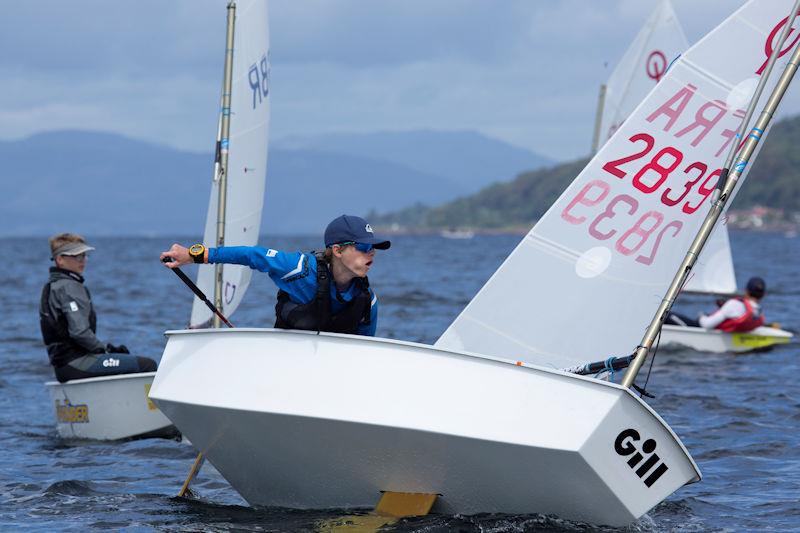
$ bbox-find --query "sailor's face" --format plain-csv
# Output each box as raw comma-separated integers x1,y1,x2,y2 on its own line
56,253,87,274
336,244,375,278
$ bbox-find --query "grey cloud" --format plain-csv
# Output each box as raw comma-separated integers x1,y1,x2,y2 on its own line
7,0,800,162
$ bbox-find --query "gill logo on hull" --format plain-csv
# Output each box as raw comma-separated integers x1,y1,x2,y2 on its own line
614,428,669,487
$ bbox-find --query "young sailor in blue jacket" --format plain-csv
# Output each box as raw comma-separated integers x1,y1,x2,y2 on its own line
160,215,390,336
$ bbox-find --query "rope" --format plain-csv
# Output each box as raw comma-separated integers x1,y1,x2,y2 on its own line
593,356,618,381
638,329,661,398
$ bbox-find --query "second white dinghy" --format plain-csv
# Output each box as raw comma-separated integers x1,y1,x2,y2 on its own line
660,224,794,352
661,323,792,353
45,372,175,441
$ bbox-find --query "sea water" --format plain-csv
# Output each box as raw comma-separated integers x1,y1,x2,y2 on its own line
1,232,798,532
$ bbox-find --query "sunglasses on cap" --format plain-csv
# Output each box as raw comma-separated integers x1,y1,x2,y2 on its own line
62,253,87,261
336,241,374,253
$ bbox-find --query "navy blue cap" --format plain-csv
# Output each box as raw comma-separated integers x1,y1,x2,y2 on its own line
324,215,391,250
746,276,766,297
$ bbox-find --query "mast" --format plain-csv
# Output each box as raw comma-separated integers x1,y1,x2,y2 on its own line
213,1,237,328
621,3,800,388
590,84,607,154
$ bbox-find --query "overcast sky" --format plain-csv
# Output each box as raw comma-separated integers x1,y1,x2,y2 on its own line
2,0,798,161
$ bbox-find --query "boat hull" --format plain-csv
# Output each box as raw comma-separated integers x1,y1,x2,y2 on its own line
45,372,176,440
150,329,700,527
661,324,793,353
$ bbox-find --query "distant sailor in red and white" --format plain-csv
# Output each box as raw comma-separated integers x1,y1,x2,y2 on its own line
667,276,767,332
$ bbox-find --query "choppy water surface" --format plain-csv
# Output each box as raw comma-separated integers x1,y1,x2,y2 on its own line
1,232,798,532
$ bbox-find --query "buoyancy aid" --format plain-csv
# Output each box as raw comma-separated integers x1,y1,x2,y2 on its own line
39,268,99,367
274,252,372,334
717,297,765,332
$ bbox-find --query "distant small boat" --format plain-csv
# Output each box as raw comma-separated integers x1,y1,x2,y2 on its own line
662,220,794,352
661,324,792,353
46,372,176,440
440,228,475,239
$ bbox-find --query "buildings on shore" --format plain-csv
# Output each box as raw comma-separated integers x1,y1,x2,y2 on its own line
727,206,800,232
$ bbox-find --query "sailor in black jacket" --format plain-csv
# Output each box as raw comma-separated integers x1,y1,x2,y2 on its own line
39,233,157,383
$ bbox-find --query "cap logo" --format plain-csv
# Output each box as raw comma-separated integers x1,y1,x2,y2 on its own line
365,224,373,234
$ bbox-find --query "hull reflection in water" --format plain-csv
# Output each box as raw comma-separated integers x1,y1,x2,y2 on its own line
149,329,699,527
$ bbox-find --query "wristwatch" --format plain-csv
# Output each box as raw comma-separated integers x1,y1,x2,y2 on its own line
188,243,206,264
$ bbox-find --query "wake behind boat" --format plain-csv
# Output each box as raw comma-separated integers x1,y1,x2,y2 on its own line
46,372,175,440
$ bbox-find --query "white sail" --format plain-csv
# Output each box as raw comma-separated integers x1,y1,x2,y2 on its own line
437,0,797,370
600,1,738,295
601,0,738,296
597,0,689,147
191,0,271,327
682,224,737,294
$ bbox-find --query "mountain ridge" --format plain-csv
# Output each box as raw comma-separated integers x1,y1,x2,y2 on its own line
0,128,548,236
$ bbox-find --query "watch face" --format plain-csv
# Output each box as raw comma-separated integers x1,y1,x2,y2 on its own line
189,244,204,256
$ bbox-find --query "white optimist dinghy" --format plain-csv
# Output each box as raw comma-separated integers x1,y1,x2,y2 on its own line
661,322,792,353
151,0,800,526
660,223,794,352
45,372,174,440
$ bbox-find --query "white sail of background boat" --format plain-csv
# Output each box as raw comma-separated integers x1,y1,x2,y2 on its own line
592,0,689,152
683,223,737,294
437,0,797,371
190,0,271,328
151,0,800,526
595,0,733,296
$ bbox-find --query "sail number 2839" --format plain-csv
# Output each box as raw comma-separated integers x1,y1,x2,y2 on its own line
561,133,720,266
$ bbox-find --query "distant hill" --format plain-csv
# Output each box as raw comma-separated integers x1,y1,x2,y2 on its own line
370,159,588,231
372,115,800,231
273,129,553,195
0,129,545,236
0,131,208,236
737,115,800,210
